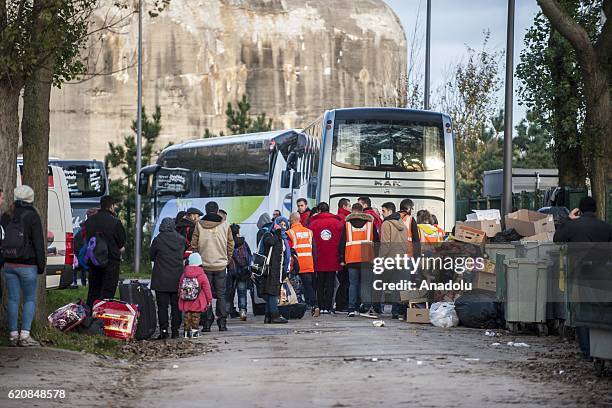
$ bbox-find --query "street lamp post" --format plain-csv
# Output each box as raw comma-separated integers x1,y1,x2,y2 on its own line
424,0,431,110
502,0,515,219
134,0,143,273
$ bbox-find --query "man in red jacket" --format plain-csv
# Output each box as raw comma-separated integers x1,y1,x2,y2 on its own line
335,198,351,312
309,202,344,315
297,198,311,225
358,196,382,234
337,198,351,220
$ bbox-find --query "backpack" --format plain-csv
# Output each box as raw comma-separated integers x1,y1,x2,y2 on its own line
84,233,109,268
180,276,201,301
233,243,251,268
1,211,31,259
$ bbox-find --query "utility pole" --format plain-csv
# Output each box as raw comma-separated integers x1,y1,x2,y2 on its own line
134,0,143,273
424,0,431,110
502,0,515,218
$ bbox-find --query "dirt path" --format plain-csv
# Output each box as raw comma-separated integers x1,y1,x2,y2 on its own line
137,315,611,408
1,315,610,407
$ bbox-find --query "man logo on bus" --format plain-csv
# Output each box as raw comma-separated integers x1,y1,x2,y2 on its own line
320,229,332,241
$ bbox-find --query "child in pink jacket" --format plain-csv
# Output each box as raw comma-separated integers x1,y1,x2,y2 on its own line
178,253,213,338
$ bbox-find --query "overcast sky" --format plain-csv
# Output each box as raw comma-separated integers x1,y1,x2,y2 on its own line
383,0,541,127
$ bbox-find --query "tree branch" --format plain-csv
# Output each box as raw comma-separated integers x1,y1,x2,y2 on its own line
537,0,593,52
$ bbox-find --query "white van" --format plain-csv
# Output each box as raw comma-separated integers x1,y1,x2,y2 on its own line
16,164,74,289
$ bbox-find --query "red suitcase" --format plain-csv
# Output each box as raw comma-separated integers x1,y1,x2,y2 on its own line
92,300,139,341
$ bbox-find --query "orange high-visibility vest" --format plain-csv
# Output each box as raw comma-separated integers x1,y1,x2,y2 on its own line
287,224,314,273
345,221,375,264
401,212,416,255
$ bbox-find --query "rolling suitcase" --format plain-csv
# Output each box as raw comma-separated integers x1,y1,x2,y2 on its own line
119,280,157,340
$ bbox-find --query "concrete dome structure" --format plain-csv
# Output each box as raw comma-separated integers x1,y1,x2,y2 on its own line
49,0,407,160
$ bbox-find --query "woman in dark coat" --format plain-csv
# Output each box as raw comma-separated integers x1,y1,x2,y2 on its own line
259,217,291,324
150,217,185,339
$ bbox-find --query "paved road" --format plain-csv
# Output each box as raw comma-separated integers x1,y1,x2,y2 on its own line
137,313,610,408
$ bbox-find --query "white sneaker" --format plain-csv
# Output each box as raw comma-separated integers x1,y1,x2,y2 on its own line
18,334,40,347
347,311,356,317
8,336,19,347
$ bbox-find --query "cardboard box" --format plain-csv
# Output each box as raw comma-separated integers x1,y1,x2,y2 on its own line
466,209,501,222
520,231,555,242
454,223,487,245
459,220,501,238
406,300,430,324
474,271,496,292
505,209,555,237
399,288,429,304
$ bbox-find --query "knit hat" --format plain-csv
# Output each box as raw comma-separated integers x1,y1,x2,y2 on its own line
188,252,203,266
14,185,34,204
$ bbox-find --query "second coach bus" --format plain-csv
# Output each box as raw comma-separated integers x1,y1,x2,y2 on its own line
303,108,455,231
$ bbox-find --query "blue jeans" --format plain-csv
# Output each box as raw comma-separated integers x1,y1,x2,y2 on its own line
263,294,279,315
3,265,39,332
226,275,248,313
301,273,316,307
72,267,87,286
347,265,361,312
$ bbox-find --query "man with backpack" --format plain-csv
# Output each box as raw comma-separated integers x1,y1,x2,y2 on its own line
191,201,234,332
84,195,127,307
226,224,252,321
1,185,46,347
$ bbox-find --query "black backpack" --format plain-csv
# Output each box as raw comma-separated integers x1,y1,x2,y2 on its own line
84,232,109,268
1,211,32,259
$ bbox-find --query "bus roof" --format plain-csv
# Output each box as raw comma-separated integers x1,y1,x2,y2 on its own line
162,129,302,153
329,107,448,121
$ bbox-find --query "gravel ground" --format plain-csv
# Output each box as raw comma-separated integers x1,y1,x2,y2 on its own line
0,314,610,408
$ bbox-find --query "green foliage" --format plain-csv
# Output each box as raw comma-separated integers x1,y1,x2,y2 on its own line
513,111,556,169
105,106,162,261
225,94,273,135
436,32,503,199
0,0,97,88
516,0,601,184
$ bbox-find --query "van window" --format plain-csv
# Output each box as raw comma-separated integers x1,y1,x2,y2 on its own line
47,190,64,236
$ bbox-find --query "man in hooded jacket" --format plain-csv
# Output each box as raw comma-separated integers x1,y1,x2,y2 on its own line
380,202,410,319
150,217,185,339
191,201,234,331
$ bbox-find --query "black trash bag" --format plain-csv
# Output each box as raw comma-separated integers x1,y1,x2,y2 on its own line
74,316,105,336
492,228,523,243
455,289,504,329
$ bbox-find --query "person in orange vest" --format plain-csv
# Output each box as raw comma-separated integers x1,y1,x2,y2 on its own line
338,203,379,317
431,214,446,241
416,209,443,244
399,198,421,257
287,212,317,311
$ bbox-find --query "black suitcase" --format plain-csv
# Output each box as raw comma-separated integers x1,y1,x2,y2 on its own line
252,283,267,316
279,303,307,320
119,280,157,340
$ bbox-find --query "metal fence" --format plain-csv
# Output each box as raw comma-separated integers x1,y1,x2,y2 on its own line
456,188,589,222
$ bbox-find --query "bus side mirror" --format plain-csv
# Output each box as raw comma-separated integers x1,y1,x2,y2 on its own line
138,172,150,195
292,172,301,188
280,170,291,189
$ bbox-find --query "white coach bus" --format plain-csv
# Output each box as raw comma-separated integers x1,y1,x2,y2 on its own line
303,108,456,231
139,129,320,248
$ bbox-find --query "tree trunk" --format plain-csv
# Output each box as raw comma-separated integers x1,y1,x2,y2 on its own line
21,65,53,326
0,83,23,327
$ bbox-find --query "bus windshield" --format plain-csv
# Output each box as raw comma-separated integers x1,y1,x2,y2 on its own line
54,161,107,198
332,119,445,172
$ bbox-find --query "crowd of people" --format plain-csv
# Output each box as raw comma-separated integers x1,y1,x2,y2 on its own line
2,183,611,345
